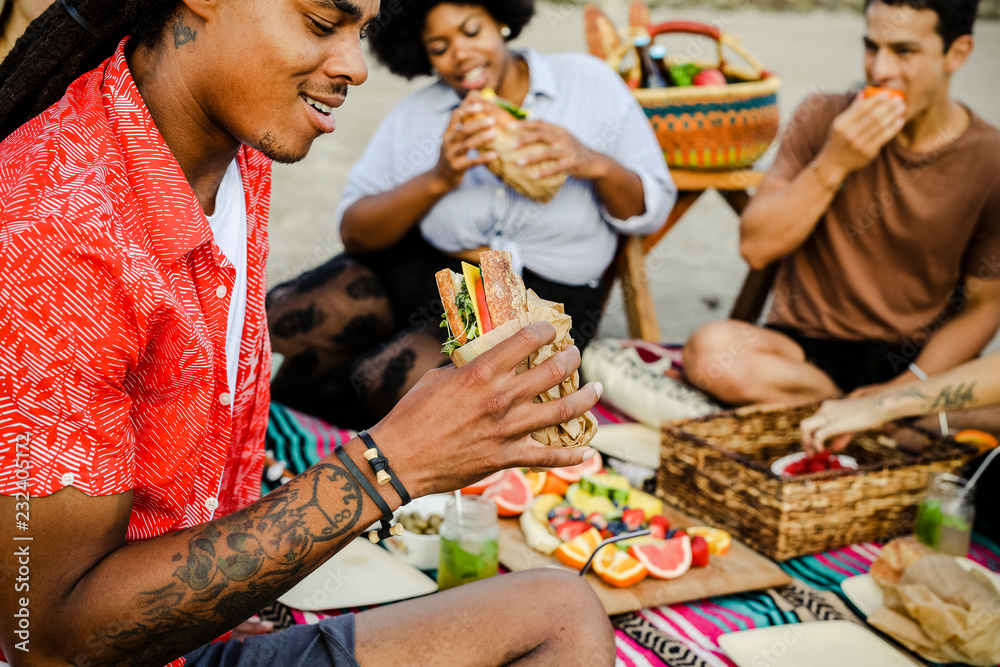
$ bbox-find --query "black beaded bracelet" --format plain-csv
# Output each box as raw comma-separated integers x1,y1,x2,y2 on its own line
334,445,402,543
358,429,412,506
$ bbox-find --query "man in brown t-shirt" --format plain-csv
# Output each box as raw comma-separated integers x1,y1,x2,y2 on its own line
684,0,1000,408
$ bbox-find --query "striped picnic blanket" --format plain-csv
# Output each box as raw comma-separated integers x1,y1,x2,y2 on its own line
261,402,1000,666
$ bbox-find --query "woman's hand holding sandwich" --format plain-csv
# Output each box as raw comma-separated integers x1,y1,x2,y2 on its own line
511,119,647,219
367,321,602,497
432,94,501,193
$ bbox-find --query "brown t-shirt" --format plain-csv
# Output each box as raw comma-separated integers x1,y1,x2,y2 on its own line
767,92,1000,345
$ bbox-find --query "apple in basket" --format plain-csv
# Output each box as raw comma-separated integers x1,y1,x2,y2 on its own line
693,68,727,87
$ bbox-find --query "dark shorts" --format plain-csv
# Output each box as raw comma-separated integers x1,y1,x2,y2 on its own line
183,615,358,667
766,324,923,394
350,228,607,349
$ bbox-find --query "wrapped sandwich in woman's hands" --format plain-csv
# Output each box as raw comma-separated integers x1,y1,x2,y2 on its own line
436,250,597,450
467,89,568,203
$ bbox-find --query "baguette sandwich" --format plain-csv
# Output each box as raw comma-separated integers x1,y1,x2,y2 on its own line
471,89,567,204
436,250,599,452
436,250,528,355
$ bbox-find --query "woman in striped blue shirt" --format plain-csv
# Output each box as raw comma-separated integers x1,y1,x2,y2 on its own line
267,0,676,429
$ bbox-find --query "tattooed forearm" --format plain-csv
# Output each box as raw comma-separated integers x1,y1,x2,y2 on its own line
878,386,931,409
172,12,197,48
90,462,363,665
929,382,977,412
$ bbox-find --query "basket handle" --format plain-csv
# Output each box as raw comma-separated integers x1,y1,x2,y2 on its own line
649,20,767,80
649,20,722,42
648,20,725,71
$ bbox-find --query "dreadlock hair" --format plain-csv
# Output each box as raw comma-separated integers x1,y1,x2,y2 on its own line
366,0,535,80
0,0,179,141
864,0,980,52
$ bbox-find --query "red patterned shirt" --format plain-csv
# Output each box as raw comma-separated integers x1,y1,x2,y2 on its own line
0,40,272,539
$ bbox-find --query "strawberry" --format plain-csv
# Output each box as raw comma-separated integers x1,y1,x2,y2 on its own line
690,535,710,568
622,508,645,532
556,520,592,542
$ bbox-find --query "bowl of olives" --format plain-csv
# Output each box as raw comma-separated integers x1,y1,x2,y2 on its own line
383,493,450,570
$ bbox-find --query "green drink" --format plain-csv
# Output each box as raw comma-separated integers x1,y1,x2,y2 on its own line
437,536,499,591
915,473,973,557
437,496,499,591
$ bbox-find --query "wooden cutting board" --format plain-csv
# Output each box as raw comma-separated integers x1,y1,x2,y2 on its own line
499,504,791,615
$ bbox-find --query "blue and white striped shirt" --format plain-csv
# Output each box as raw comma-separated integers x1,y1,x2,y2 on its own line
336,48,676,286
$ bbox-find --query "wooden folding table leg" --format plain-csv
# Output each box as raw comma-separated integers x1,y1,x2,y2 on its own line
619,235,661,342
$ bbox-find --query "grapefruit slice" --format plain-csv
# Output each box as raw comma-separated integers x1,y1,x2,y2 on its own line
593,548,647,587
481,469,533,517
550,452,603,483
554,527,603,570
628,535,692,579
462,470,506,495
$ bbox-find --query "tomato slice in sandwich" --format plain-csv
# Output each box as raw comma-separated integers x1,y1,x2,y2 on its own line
461,261,493,336
475,276,492,333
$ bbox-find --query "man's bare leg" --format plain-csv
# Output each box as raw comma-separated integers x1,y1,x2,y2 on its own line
354,570,615,666
683,320,842,405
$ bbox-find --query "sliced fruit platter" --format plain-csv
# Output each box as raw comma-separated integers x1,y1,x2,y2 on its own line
462,453,732,589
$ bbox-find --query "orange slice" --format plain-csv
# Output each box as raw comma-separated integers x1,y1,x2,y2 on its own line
954,429,999,455
540,473,570,497
554,528,603,570
594,549,647,588
524,471,548,496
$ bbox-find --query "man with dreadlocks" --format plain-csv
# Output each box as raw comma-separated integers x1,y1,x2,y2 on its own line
0,1,614,666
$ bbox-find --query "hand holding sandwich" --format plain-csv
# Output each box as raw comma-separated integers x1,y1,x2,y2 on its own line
432,93,501,193
367,321,602,496
510,120,606,181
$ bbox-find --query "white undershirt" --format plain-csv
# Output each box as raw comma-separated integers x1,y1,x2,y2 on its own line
206,159,248,404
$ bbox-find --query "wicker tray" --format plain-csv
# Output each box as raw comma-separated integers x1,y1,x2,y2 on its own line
657,402,978,561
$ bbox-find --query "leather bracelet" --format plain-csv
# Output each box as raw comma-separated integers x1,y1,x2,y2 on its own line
358,429,412,506
334,446,402,542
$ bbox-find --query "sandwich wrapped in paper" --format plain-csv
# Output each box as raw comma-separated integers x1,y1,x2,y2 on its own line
867,538,1000,665
436,250,597,450
471,89,567,204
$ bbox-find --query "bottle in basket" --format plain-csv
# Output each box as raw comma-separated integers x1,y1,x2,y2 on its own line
648,44,673,87
634,34,667,89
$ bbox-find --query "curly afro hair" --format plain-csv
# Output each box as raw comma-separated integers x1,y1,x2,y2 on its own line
366,0,535,80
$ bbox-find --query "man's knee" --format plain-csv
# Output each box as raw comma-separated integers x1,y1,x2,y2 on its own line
684,321,749,383
525,570,614,659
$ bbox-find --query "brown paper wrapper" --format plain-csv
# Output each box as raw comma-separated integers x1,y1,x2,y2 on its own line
450,290,598,452
868,553,1000,665
483,131,567,204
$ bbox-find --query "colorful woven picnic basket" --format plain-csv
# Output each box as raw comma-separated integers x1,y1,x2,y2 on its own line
607,21,781,171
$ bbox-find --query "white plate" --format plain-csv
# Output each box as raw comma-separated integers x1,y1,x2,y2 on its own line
840,556,1000,618
278,538,437,611
383,493,450,571
589,422,661,469
719,620,920,667
770,452,858,477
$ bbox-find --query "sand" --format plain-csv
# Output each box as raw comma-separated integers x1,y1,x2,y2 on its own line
267,3,1000,351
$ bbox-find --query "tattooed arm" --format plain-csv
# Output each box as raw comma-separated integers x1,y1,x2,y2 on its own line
0,322,600,666
0,450,382,666
800,351,1000,454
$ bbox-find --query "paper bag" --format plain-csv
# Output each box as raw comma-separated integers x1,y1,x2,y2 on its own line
450,290,598,451
869,554,1000,665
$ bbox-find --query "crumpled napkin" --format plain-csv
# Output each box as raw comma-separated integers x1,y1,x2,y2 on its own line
451,289,597,450
868,554,1000,665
